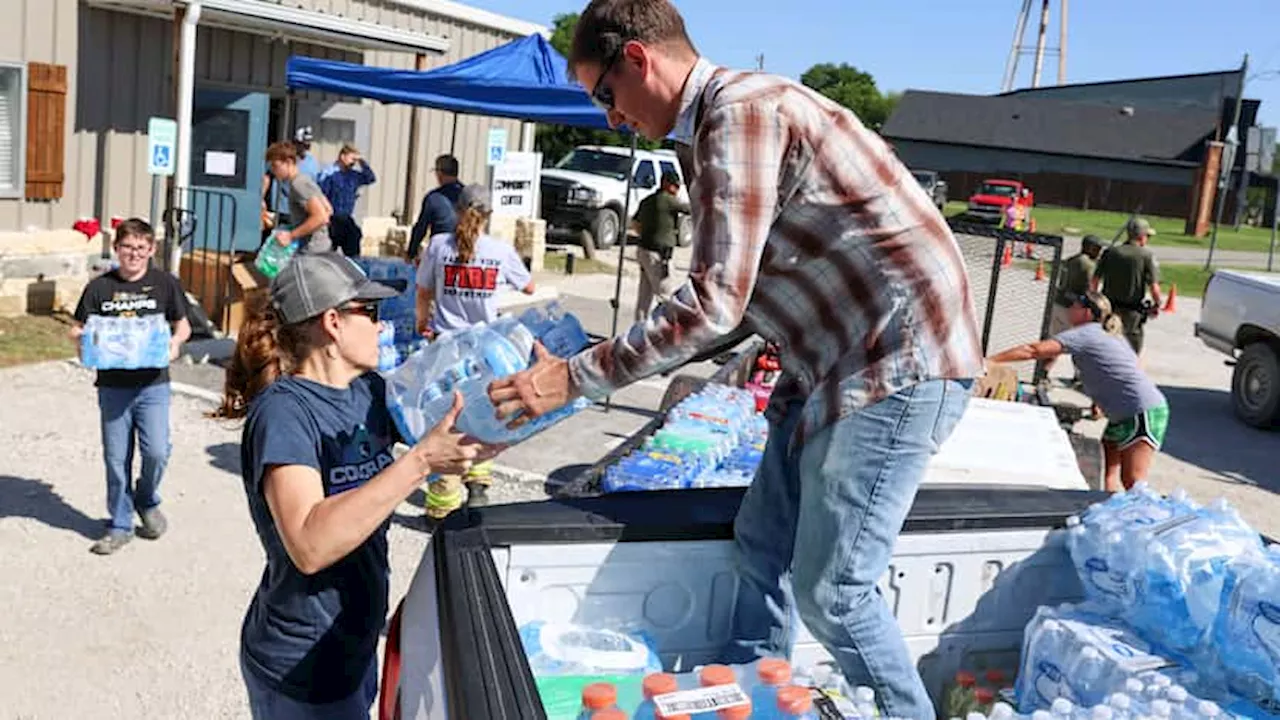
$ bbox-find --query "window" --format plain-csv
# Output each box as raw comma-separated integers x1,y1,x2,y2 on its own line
0,64,23,198
24,62,67,201
659,161,679,184
634,160,656,189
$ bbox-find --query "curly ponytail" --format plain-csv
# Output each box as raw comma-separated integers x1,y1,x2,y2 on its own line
454,206,488,264
212,291,319,419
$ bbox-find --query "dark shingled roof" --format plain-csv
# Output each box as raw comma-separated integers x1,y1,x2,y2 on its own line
881,90,1218,166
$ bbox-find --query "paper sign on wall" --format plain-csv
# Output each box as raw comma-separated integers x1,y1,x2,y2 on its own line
491,151,541,219
204,151,237,177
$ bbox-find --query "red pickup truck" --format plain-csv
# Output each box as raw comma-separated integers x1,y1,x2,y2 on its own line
967,179,1034,226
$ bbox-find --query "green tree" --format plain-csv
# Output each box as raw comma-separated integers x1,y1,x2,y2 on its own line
800,63,899,132
534,12,658,164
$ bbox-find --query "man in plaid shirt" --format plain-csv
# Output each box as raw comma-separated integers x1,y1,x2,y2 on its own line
490,2,983,715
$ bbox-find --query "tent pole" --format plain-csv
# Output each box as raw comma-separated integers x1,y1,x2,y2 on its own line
449,112,459,156
604,134,639,413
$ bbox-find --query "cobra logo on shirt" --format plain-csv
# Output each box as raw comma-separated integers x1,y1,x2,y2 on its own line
329,453,395,489
327,424,395,492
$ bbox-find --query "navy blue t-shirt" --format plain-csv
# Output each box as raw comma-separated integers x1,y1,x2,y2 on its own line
238,373,402,703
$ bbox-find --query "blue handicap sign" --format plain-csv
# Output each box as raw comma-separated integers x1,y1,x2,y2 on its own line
489,145,505,164
152,145,170,167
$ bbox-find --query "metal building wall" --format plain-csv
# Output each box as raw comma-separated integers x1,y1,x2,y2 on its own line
0,0,78,233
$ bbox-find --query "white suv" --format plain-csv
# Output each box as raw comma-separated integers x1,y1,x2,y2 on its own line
539,145,692,250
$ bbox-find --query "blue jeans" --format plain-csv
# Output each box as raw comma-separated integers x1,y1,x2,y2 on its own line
726,379,970,720
241,655,377,720
97,383,171,532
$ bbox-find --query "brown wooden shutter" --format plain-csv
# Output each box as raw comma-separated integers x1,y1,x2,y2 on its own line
25,62,67,201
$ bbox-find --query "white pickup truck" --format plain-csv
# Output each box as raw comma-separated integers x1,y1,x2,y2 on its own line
1195,269,1280,428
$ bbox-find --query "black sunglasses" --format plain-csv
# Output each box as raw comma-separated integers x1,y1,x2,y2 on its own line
589,46,624,111
338,300,381,324
1074,295,1101,320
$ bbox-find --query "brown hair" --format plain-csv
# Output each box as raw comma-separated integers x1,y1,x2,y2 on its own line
265,141,298,164
113,218,155,246
453,206,488,264
1083,290,1125,337
569,0,697,76
212,291,320,420
340,144,359,156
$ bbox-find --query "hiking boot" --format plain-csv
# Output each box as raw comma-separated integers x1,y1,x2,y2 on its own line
90,530,132,556
137,507,168,540
464,482,490,509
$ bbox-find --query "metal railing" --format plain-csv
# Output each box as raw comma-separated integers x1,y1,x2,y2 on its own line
162,187,240,330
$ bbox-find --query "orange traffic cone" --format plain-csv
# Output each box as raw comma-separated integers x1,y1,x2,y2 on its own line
1034,259,1046,282
1164,284,1177,313
1001,244,1013,267
1029,217,1037,233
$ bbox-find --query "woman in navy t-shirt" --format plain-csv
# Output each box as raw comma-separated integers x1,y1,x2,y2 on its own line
214,254,501,718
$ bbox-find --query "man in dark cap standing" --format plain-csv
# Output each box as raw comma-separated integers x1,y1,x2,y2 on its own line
1092,218,1163,356
631,169,690,321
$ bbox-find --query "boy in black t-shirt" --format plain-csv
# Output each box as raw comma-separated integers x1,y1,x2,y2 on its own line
72,219,191,555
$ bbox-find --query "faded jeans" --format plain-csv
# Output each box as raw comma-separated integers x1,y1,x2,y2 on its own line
97,383,172,532
725,379,971,720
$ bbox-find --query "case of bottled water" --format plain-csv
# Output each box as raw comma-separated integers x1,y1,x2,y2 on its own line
1016,603,1181,714
382,306,592,446
80,314,172,370
1214,545,1280,713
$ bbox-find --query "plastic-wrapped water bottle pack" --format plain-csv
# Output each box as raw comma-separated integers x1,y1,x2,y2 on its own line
353,258,421,368
1025,485,1280,718
382,304,591,446
602,385,768,494
80,314,172,370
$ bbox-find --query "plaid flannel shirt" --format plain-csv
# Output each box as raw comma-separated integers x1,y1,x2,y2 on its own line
568,59,984,446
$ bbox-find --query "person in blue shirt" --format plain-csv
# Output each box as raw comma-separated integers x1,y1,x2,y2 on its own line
407,154,465,264
213,253,502,718
260,127,321,243
319,144,377,257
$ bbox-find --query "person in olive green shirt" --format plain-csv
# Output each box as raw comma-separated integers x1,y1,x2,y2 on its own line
1050,235,1104,336
1092,218,1163,356
631,170,690,321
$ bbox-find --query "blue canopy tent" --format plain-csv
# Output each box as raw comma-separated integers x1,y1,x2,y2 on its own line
285,33,613,131
286,34,645,408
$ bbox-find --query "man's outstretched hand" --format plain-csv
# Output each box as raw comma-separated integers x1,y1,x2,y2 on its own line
488,342,577,429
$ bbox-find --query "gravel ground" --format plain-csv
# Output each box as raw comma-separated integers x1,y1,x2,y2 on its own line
0,360,544,719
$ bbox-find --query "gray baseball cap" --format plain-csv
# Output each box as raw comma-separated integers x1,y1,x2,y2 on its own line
271,253,397,324
456,184,492,213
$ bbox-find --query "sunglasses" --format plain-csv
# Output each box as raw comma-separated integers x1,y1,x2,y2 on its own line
1074,295,1101,320
589,47,624,112
338,300,380,324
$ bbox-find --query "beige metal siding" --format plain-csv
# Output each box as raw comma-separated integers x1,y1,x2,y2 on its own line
0,0,78,233
0,0,535,235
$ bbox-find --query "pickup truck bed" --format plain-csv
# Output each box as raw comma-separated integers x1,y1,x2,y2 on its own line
390,486,1109,719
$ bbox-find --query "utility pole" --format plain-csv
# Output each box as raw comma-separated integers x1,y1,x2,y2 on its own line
755,53,764,71
1207,53,1249,271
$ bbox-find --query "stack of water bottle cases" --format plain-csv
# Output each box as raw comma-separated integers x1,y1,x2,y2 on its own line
1005,484,1280,720
347,258,424,373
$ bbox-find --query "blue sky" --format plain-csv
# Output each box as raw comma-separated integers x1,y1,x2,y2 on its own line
467,0,1280,128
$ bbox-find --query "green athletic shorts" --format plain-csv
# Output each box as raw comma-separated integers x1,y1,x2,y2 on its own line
1102,403,1170,450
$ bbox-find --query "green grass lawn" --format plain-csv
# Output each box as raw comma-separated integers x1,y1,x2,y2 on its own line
945,202,1279,254
1143,263,1280,299
0,314,76,368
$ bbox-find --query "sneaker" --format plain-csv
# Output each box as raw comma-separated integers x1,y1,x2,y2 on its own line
90,530,132,555
137,506,168,540
464,482,490,509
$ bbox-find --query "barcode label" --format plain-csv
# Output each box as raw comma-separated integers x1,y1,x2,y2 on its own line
653,684,750,716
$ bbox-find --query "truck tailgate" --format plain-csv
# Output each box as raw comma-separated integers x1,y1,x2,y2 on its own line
396,486,1109,719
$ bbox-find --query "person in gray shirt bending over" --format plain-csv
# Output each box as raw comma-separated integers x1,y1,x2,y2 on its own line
989,290,1168,492
266,141,333,254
